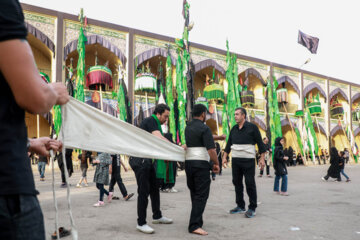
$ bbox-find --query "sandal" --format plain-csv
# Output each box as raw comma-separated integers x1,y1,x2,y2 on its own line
112,196,120,200
125,193,134,201
51,227,71,239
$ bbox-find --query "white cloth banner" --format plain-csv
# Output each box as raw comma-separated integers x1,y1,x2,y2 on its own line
59,98,185,162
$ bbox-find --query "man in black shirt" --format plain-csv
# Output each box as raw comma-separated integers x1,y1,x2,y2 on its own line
184,104,219,236
223,107,266,218
0,1,69,239
129,104,175,234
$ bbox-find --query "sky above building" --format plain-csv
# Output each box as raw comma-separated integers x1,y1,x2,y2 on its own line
21,0,360,85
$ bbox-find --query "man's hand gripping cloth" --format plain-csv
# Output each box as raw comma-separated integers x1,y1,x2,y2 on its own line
231,144,256,159
59,98,185,162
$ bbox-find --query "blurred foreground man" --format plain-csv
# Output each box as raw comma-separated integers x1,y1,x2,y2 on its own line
0,1,69,239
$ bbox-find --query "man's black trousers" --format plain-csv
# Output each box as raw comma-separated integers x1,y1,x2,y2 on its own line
109,167,128,198
129,158,162,226
185,163,211,232
232,158,257,211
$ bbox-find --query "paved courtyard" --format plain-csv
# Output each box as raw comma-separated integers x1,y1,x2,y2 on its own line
34,164,360,240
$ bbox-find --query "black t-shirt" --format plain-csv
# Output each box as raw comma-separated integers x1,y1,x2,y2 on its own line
140,116,159,134
185,119,215,168
0,1,38,196
138,116,160,162
225,121,266,158
111,154,121,172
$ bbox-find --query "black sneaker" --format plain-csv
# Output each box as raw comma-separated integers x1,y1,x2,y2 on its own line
229,206,246,214
245,209,256,218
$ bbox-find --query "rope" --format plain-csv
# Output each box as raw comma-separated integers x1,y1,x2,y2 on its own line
61,107,78,240
50,150,60,240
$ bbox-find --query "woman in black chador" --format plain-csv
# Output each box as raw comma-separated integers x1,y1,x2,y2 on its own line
322,147,341,181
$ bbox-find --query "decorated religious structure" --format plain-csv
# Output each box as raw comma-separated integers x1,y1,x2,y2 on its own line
22,3,360,164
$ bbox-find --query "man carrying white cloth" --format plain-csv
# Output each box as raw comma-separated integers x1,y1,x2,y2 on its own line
184,104,220,236
222,107,266,218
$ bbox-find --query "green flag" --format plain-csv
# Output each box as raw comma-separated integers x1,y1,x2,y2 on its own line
225,40,236,128
165,54,176,142
272,76,282,138
304,103,319,162
117,81,127,122
232,54,241,108
176,53,186,144
222,104,230,141
294,127,305,157
75,18,87,102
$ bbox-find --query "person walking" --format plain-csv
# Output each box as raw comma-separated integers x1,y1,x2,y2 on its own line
273,137,289,196
37,155,48,181
56,148,74,188
288,146,294,167
76,150,92,187
93,152,112,207
339,151,351,182
108,154,134,201
322,147,341,182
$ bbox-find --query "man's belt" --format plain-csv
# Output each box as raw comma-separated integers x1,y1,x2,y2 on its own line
185,147,210,161
231,144,256,159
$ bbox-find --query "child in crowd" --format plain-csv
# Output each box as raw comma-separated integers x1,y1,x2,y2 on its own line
273,137,289,196
93,152,112,207
76,150,92,187
339,151,351,182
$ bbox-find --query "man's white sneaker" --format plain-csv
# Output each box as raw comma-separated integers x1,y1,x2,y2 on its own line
136,224,154,234
152,216,173,224
169,188,178,193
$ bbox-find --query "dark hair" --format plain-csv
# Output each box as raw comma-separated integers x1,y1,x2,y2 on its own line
192,104,207,117
153,104,170,115
340,151,345,157
235,107,247,118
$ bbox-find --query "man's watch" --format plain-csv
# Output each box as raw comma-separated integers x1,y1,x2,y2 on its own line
27,138,31,151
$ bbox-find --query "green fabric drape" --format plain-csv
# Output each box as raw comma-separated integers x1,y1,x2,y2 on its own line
152,114,174,183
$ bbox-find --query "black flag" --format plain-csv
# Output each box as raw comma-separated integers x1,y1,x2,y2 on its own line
298,30,319,54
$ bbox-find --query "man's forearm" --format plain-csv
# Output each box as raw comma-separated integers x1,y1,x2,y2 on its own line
208,149,219,166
